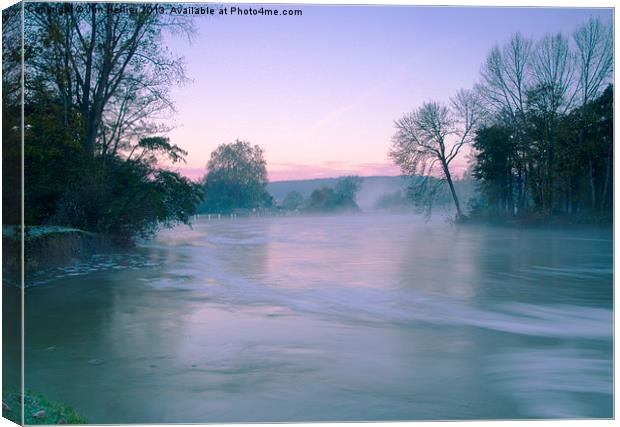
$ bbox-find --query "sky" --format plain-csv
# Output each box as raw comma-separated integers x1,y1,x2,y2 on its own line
161,4,613,181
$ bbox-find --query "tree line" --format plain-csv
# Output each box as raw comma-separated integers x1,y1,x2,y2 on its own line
390,17,613,223
3,3,203,243
199,140,363,214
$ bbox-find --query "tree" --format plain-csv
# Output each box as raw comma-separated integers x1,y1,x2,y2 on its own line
25,3,192,157
15,5,203,241
335,176,363,204
472,125,516,215
471,18,613,220
526,32,576,214
304,176,363,213
202,140,271,213
478,33,533,213
2,4,23,225
305,187,339,212
572,17,613,210
390,89,482,218
282,191,304,210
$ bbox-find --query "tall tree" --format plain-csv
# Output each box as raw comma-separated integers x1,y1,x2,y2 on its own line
478,33,533,213
2,4,23,225
528,32,576,214
572,17,613,210
25,3,192,157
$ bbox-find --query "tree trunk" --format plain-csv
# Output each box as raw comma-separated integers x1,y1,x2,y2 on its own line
443,162,463,218
601,142,612,211
588,155,597,211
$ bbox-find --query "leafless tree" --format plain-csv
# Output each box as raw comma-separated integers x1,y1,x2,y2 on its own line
531,33,576,116
477,33,534,212
390,89,482,218
572,17,613,210
527,32,577,213
478,33,533,122
573,17,613,109
26,5,194,157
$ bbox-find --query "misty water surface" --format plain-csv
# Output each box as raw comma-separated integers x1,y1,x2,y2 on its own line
18,213,613,422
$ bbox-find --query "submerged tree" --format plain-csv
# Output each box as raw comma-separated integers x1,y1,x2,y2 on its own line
390,89,482,218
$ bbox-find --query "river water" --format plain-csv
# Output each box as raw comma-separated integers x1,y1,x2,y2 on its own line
19,213,613,422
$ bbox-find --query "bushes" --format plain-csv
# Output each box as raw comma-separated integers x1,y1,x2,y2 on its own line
2,388,87,425
47,157,203,243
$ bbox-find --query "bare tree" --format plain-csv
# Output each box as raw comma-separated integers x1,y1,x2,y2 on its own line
528,32,577,213
573,17,613,109
26,5,194,157
478,33,533,121
477,33,533,212
390,89,482,218
531,33,576,116
572,17,613,210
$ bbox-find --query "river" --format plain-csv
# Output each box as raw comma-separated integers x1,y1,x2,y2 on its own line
15,213,613,422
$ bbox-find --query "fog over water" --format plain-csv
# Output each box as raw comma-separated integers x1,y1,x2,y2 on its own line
16,213,613,422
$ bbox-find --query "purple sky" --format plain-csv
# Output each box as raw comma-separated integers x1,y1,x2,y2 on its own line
162,4,613,182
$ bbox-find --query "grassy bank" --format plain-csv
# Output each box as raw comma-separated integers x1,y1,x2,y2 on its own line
2,389,87,424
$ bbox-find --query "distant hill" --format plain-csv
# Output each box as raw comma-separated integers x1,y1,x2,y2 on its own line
267,175,477,212
267,176,410,210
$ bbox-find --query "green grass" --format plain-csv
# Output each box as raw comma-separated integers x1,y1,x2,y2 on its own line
2,388,87,425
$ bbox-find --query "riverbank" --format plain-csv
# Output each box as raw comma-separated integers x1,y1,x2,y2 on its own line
2,388,87,424
457,212,613,229
2,226,117,285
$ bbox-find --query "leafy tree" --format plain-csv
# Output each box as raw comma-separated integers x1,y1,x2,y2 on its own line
335,176,363,204
2,4,22,226
201,140,272,213
304,176,362,212
472,125,516,215
305,187,339,212
373,190,414,211
282,190,304,210
2,4,203,242
471,17,612,219
472,85,612,220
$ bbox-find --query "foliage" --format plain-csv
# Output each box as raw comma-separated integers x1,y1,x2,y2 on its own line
201,140,272,213
282,190,304,210
24,2,192,158
304,176,363,212
1,5,203,241
472,85,612,220
470,17,613,221
2,4,22,225
50,155,203,242
373,190,414,211
334,176,363,203
3,388,88,424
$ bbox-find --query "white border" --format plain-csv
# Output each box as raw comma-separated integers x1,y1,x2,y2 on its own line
0,1,616,427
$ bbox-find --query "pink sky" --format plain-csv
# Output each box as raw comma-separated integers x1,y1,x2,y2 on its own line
177,161,402,182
